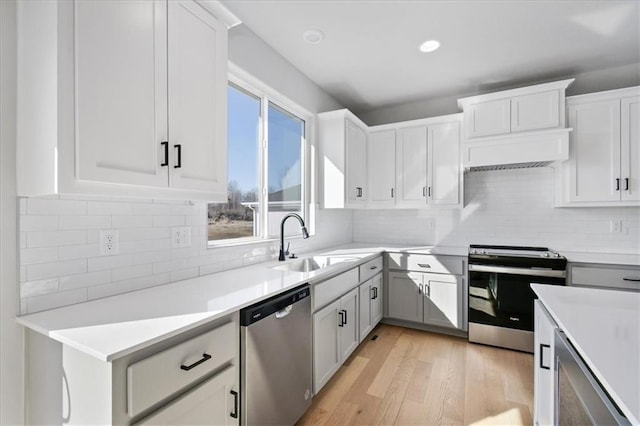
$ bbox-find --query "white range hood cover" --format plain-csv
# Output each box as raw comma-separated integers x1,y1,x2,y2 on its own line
463,128,571,171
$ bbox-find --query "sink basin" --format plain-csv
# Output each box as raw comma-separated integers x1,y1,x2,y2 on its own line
272,256,358,272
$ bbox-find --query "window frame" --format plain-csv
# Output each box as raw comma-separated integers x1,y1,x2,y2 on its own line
207,64,315,248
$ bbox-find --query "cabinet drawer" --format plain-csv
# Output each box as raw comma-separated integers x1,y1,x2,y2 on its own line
127,321,236,417
313,268,359,311
359,257,383,282
571,265,640,291
387,253,464,275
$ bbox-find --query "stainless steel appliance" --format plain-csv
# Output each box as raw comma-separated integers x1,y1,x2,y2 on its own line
468,245,566,352
555,330,630,425
240,284,312,425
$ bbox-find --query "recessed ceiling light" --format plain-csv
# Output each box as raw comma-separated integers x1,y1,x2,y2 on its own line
419,40,440,53
303,29,325,44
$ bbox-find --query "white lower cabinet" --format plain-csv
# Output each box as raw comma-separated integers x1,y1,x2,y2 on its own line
358,273,383,342
313,287,359,394
25,315,239,425
387,254,466,331
136,366,237,425
534,300,557,426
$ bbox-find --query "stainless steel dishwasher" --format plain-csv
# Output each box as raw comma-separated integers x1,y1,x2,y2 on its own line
240,284,312,425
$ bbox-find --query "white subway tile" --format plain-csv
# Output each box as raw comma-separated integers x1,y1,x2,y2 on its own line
20,247,58,265
20,232,26,249
87,201,133,216
112,264,153,282
20,215,59,232
88,273,170,300
60,215,111,230
59,270,112,291
27,288,88,314
21,278,59,298
27,198,86,215
112,215,152,229
170,267,198,282
153,215,185,227
58,244,101,260
119,227,171,241
26,259,87,281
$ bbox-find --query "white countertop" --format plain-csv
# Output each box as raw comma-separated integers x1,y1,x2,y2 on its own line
563,251,639,266
16,243,465,362
531,284,640,425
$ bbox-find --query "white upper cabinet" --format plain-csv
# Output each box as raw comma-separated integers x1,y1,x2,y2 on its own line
428,121,461,206
459,79,573,140
368,130,396,206
555,87,640,207
319,110,462,209
465,98,510,138
396,126,428,207
17,0,228,201
318,109,368,208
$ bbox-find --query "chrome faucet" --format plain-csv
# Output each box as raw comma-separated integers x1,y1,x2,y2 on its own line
279,213,309,261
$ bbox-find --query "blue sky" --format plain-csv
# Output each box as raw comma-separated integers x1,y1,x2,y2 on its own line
228,85,303,194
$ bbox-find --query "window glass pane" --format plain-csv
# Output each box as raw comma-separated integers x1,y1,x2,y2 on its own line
267,102,304,236
208,85,260,241
267,102,303,210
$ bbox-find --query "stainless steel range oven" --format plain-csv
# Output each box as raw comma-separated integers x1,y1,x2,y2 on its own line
468,245,567,352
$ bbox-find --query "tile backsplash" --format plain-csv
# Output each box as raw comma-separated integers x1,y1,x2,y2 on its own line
19,196,353,314
354,167,640,253
19,167,639,314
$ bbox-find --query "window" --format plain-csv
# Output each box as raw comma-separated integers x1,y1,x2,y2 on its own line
208,74,311,244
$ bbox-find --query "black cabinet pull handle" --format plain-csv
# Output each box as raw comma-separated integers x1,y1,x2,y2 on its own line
370,265,378,270
623,277,640,282
422,186,426,197
373,287,378,299
391,188,394,198
341,309,347,325
418,263,431,269
356,187,363,198
174,144,182,168
338,311,344,327
180,353,211,371
160,141,168,167
539,344,550,370
428,186,431,197
616,178,620,191
418,284,423,295
625,178,629,191
230,390,238,418
370,287,376,300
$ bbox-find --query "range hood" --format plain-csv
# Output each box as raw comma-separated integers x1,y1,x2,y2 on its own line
462,128,572,172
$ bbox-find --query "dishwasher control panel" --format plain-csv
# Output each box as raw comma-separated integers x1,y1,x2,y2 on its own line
240,284,310,326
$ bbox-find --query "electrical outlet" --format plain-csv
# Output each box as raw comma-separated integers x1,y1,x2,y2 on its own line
610,219,623,233
172,227,191,248
99,230,119,256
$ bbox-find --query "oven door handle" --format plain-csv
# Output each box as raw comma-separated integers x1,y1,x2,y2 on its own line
469,264,566,278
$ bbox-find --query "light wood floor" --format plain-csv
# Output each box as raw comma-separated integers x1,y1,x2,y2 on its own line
298,324,534,426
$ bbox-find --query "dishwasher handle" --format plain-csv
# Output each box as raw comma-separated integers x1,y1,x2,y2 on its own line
275,305,293,319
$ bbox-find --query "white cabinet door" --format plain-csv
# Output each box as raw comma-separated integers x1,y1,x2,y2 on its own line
368,130,396,206
358,280,373,343
313,299,341,393
423,274,462,329
388,271,422,323
345,119,367,204
136,365,238,425
534,300,557,426
511,90,560,133
370,273,384,326
621,95,640,201
75,0,168,188
339,288,359,362
396,126,427,207
167,0,227,197
567,99,621,202
428,121,460,206
466,99,511,138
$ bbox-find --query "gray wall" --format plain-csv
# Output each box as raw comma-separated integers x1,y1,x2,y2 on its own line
0,0,24,423
357,62,640,125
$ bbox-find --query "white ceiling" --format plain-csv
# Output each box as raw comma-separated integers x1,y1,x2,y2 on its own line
221,0,640,113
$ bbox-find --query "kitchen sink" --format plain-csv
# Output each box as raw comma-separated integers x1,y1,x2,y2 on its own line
272,256,358,272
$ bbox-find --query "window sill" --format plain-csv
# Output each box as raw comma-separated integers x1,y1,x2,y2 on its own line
206,234,311,250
